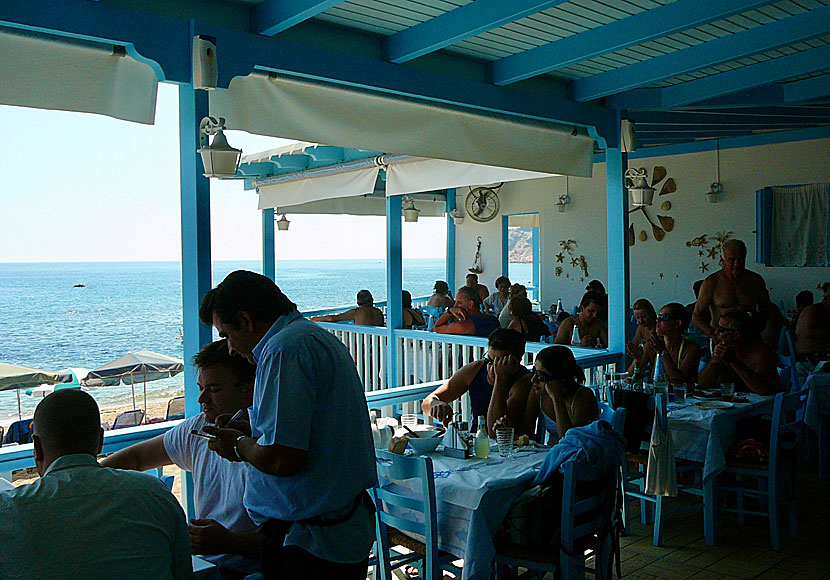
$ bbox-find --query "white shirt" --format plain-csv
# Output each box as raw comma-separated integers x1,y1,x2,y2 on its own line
164,414,260,572
0,454,191,580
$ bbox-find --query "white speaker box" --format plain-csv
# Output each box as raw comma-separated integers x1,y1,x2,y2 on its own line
193,35,218,90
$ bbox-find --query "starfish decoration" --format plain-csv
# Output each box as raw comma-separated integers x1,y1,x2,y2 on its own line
570,257,579,267
658,273,664,279
556,253,565,263
707,247,718,259
565,273,570,279
698,250,704,257
700,262,709,273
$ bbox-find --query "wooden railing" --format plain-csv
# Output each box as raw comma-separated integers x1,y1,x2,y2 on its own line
302,295,430,319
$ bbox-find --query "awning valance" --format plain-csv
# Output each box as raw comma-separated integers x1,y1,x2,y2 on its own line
209,74,594,177
0,31,158,124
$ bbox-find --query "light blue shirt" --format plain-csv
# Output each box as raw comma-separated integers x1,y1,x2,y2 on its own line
245,310,378,562
0,454,191,580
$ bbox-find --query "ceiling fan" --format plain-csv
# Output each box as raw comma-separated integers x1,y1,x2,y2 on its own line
465,186,500,222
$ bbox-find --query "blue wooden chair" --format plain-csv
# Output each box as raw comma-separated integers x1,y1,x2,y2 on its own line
716,390,807,550
493,460,618,580
419,306,444,332
370,450,459,580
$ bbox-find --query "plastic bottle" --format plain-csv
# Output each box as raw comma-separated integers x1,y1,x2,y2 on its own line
474,416,490,459
571,324,581,345
653,352,668,393
556,298,563,315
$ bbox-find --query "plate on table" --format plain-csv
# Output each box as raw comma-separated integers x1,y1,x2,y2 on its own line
694,401,734,410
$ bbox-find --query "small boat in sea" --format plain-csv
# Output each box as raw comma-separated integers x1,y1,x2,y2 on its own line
73,284,85,288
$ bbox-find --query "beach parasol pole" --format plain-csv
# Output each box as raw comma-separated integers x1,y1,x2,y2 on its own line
143,374,148,424
16,388,22,421
130,371,137,410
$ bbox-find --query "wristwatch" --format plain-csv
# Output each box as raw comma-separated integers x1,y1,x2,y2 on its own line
233,435,248,462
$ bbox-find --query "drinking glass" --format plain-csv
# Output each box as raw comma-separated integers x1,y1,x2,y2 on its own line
496,427,514,458
720,383,735,402
673,383,687,404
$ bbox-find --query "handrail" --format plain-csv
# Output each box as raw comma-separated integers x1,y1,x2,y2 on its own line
302,295,430,318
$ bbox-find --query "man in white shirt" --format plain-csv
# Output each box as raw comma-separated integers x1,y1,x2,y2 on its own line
484,276,511,314
0,390,191,580
101,339,261,579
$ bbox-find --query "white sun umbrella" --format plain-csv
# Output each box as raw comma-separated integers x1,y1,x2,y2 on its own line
0,362,73,420
26,368,91,399
86,350,184,420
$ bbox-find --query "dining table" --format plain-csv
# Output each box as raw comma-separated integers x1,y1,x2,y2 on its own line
382,443,549,580
802,370,830,478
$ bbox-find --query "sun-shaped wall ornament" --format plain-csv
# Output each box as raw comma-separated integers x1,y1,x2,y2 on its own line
627,166,676,247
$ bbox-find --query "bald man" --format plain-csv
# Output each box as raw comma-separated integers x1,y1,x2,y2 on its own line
0,390,191,580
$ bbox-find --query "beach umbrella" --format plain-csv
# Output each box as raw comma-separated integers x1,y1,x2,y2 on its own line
0,363,73,420
25,368,91,398
86,350,184,420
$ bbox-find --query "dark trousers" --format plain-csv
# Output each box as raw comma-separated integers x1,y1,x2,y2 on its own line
261,520,370,580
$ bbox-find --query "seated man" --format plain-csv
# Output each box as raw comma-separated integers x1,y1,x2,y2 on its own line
101,340,260,579
796,282,830,366
402,290,426,329
427,280,454,308
484,276,511,315
0,390,191,580
421,329,533,436
311,289,385,326
698,310,780,395
434,286,500,337
458,273,490,303
554,291,608,348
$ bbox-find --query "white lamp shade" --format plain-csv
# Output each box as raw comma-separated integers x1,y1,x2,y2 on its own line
198,130,242,177
276,215,290,230
629,186,654,207
403,207,421,222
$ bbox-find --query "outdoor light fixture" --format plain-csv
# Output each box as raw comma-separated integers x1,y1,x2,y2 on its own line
625,167,655,207
450,208,464,225
706,140,724,203
402,197,421,222
276,214,290,231
198,116,242,178
556,177,571,212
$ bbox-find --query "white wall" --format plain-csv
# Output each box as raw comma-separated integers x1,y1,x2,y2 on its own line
454,135,830,315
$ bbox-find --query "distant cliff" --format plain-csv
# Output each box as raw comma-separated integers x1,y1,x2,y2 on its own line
508,228,533,263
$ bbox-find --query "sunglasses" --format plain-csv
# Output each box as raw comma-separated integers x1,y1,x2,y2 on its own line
532,368,556,383
717,325,738,334
656,313,674,321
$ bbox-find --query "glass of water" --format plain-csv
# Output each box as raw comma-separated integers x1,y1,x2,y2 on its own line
496,427,514,458
673,383,687,404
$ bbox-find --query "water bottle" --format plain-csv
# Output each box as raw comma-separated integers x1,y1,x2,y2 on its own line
571,324,581,345
556,298,563,315
474,416,490,459
653,352,668,395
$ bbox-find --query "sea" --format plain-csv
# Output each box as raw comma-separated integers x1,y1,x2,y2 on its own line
0,258,467,426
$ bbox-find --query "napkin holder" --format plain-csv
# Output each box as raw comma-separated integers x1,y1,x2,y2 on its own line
441,422,473,459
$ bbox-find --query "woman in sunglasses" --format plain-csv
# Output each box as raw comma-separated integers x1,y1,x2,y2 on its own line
626,302,701,387
523,346,599,442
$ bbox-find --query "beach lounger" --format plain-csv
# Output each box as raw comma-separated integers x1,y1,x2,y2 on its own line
165,396,185,421
112,409,145,429
3,419,33,445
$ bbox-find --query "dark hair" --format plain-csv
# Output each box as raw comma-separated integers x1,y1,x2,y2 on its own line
199,270,296,328
193,339,256,384
495,276,510,288
795,290,814,308
585,280,606,294
509,283,527,297
535,346,585,385
556,310,570,322
433,280,449,294
457,286,482,307
402,290,413,309
632,298,656,321
488,328,526,359
693,280,704,298
580,290,605,310
466,273,478,282
356,289,373,306
509,295,533,319
34,390,101,455
662,302,691,333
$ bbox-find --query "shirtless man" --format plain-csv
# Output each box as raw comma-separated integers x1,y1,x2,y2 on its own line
692,239,771,340
554,291,608,348
795,282,830,363
459,273,490,303
698,310,779,395
427,281,454,309
311,289,385,326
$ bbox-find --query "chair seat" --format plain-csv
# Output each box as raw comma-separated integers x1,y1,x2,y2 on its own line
387,528,454,560
626,450,648,465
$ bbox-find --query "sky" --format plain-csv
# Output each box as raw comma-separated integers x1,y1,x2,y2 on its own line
0,83,446,262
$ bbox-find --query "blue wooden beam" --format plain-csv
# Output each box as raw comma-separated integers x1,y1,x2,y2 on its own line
194,22,616,143
253,0,343,36
575,5,830,103
386,196,403,388
605,111,628,361
784,74,830,103
491,0,774,86
629,108,830,126
0,0,189,82
384,0,568,64
262,209,275,282
661,78,830,110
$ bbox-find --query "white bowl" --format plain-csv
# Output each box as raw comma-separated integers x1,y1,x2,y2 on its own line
408,435,441,455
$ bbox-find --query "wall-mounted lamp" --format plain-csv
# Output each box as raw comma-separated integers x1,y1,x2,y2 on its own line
402,196,421,222
449,208,464,225
625,167,655,207
556,177,572,212
706,140,724,203
198,116,242,178
275,213,290,231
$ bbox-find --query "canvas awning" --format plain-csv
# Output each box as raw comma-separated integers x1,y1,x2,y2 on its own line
210,73,595,177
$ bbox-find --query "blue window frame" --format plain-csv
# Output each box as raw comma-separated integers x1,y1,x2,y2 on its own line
502,214,540,302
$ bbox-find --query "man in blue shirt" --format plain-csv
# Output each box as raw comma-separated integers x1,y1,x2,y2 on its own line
199,270,377,580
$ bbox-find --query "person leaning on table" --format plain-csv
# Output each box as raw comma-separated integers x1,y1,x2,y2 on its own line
101,339,262,579
199,270,377,580
0,390,191,580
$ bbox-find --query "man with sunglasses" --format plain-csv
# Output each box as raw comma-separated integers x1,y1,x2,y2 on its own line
698,310,779,395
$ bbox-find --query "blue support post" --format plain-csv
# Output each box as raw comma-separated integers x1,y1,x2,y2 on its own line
386,196,403,388
262,208,275,281
178,83,213,518
605,112,630,363
502,215,510,277
446,189,456,291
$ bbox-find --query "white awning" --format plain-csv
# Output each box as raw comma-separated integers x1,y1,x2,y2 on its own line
257,164,380,210
210,74,595,177
0,31,158,124
271,195,447,217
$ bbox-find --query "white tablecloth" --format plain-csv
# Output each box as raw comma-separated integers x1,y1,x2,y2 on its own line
667,394,774,481
384,445,548,580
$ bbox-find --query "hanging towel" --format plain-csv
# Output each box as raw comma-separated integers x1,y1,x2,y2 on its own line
644,408,677,496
